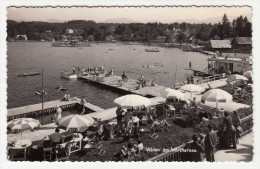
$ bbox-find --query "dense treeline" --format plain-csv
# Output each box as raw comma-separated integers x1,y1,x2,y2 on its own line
7,14,252,42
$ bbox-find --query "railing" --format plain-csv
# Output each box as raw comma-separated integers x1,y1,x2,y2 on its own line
146,114,253,161
174,74,224,89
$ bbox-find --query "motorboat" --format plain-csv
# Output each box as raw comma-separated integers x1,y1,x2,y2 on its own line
17,72,40,77
35,90,47,95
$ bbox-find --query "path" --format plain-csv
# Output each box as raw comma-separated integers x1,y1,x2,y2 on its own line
214,132,253,162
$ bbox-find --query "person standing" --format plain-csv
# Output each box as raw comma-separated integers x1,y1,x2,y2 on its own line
116,106,124,132
204,124,216,162
189,61,192,69
223,112,237,149
53,105,62,124
189,134,204,162
124,109,133,133
233,111,241,143
80,96,86,111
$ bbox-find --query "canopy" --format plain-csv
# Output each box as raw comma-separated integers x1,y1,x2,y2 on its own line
243,71,253,79
202,89,233,103
57,114,94,132
7,118,40,133
227,74,248,82
161,88,185,100
113,94,151,108
180,84,204,93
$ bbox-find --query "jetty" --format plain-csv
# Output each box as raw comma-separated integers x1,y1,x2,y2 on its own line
78,74,227,98
78,75,169,98
7,97,104,121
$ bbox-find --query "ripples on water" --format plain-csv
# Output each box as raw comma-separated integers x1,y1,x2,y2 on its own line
7,42,209,109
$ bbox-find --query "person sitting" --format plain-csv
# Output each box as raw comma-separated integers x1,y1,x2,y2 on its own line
136,139,144,153
121,71,128,81
63,94,70,101
49,128,63,147
189,97,198,109
150,80,155,87
127,143,136,161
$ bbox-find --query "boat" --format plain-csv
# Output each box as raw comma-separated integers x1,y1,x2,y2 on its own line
17,72,40,77
55,86,67,91
145,48,160,52
60,72,78,79
143,64,163,68
52,39,91,47
207,54,252,75
35,90,47,95
19,44,23,47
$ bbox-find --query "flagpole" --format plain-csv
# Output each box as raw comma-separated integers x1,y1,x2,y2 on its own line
41,68,44,124
174,65,177,89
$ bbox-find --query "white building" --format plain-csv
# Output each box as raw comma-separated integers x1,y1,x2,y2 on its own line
66,29,74,34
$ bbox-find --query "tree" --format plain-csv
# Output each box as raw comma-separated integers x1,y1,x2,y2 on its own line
221,14,231,38
177,32,187,44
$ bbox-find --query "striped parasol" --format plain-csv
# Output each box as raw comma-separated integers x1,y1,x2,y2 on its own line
7,118,40,133
57,114,94,132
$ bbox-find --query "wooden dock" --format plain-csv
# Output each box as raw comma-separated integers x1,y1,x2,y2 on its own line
78,75,169,98
7,97,104,120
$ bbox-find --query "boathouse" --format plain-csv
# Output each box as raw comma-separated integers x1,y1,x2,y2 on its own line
232,37,252,50
15,35,27,41
210,40,232,52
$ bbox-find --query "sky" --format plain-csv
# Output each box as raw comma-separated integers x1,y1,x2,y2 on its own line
7,6,252,24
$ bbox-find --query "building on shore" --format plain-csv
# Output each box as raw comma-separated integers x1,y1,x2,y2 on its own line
15,34,27,41
210,40,232,52
66,29,74,34
150,36,167,43
232,37,252,50
105,35,115,42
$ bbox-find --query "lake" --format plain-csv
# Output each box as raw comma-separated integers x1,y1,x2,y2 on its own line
7,42,209,109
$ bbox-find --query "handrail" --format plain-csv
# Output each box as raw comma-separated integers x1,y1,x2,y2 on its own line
146,114,253,161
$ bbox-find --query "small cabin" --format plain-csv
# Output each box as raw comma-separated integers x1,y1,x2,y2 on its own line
232,37,252,50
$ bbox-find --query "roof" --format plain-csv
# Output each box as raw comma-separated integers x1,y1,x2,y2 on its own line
210,40,232,49
234,37,252,45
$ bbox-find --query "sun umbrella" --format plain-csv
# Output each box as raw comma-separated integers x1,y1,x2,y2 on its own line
201,89,233,109
113,94,151,109
161,88,185,100
227,74,248,82
180,84,204,99
7,118,40,139
57,114,94,132
243,71,253,79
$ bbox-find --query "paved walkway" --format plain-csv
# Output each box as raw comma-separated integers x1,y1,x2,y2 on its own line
214,132,253,162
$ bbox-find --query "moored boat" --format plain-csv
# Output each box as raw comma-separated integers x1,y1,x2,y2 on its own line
145,48,160,52
52,39,91,47
17,72,40,77
61,72,78,79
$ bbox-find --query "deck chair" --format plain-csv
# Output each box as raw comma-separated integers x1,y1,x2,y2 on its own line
43,147,53,161
83,142,106,156
139,128,159,139
55,143,70,161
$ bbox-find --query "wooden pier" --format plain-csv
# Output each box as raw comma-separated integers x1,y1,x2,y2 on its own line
78,74,228,98
7,97,104,121
78,75,169,98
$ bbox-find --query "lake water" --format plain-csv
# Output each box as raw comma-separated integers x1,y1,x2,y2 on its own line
7,42,209,109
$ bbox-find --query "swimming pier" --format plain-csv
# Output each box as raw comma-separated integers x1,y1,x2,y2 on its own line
7,97,104,121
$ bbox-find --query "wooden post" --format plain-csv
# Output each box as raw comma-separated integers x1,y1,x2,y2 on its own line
174,65,177,89
41,68,44,125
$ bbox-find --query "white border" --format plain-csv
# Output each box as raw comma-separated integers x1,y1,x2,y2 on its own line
0,1,259,169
